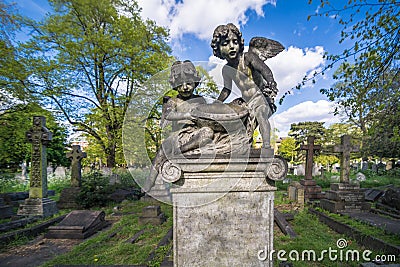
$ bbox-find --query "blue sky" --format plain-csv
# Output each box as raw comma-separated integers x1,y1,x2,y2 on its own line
11,0,355,136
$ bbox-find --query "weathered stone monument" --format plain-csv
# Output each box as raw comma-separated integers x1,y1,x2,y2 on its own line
18,116,58,217
58,145,86,209
45,210,107,239
139,37,287,265
299,136,323,200
320,135,370,213
288,181,304,206
138,205,166,225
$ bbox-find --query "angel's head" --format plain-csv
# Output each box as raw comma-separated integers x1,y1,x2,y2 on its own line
211,23,245,60
169,60,201,98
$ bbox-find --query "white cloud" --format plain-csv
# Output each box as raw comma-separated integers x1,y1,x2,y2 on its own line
206,45,326,101
266,45,326,98
271,100,342,137
135,0,276,40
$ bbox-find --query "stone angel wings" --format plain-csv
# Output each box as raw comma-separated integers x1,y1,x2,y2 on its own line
248,37,284,106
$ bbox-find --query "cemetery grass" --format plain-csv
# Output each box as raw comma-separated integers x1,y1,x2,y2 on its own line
40,200,172,267
314,207,400,246
0,210,71,252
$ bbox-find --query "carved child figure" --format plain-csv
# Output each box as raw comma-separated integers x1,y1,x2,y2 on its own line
144,60,214,192
211,23,284,151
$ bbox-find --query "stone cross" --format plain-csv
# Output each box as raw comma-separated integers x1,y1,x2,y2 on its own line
334,135,359,183
67,145,87,187
26,116,52,198
300,136,321,180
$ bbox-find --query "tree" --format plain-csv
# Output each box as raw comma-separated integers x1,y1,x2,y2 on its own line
308,0,399,87
0,103,68,171
288,121,325,145
17,0,172,167
277,137,299,163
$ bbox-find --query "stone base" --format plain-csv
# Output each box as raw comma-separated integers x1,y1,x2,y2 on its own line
169,156,283,267
320,183,370,213
18,198,58,217
57,187,82,209
300,179,323,200
139,206,166,226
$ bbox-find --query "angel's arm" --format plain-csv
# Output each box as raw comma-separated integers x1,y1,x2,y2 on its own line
245,52,275,83
163,99,193,122
217,65,233,102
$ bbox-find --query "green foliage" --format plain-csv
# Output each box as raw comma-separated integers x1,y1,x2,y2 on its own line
76,172,114,208
0,103,69,171
47,176,70,194
14,0,172,167
277,137,299,163
0,173,28,193
288,121,325,145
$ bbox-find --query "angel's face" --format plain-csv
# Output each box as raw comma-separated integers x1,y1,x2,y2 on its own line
220,31,240,61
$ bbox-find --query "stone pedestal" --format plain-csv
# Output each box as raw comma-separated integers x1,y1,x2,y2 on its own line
165,155,287,267
320,183,370,213
18,197,58,217
57,187,82,209
300,179,323,200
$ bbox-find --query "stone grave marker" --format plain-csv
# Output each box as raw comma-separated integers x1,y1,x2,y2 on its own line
138,205,166,225
0,197,14,219
355,172,366,182
371,163,377,173
288,181,304,206
67,145,86,187
58,145,86,209
299,136,323,200
45,210,108,239
361,159,368,171
364,189,384,202
294,164,305,176
54,166,66,178
386,160,394,171
18,116,58,217
320,135,370,213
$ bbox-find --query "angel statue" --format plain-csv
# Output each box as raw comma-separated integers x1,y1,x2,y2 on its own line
211,23,284,153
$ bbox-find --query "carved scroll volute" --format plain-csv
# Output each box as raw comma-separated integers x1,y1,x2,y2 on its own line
265,155,288,181
160,160,182,183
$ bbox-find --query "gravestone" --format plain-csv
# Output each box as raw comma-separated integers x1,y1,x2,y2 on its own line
20,161,28,181
288,181,304,206
18,116,58,217
299,136,323,200
355,172,366,182
54,166,66,178
320,135,370,213
45,210,108,239
0,197,14,219
364,189,384,202
46,164,54,177
138,205,166,225
386,160,394,171
294,164,305,176
371,163,377,173
361,159,369,171
58,145,86,209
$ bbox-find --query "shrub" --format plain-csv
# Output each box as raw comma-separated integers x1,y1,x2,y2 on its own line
76,172,114,208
